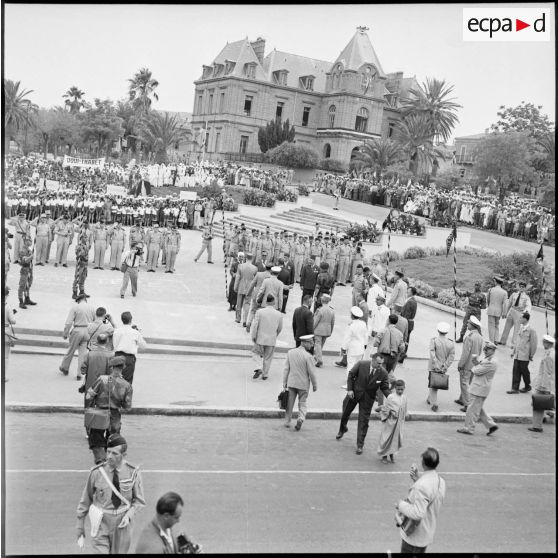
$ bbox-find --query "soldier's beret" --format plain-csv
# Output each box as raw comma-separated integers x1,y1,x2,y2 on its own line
109,356,126,367
107,433,127,448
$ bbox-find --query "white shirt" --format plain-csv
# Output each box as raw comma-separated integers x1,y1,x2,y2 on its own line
341,319,368,356
113,324,147,355
370,304,390,336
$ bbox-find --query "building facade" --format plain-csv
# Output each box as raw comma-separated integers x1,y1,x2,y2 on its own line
190,27,418,165
453,132,490,178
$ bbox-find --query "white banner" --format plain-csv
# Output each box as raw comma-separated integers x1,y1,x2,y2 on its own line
179,190,198,201
106,184,127,196
45,179,60,191
63,155,105,169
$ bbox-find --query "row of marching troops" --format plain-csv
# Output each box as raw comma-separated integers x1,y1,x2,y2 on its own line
223,223,378,286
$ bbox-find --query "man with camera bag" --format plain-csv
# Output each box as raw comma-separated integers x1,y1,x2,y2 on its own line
76,433,145,553
86,307,116,351
80,333,114,400
120,243,143,298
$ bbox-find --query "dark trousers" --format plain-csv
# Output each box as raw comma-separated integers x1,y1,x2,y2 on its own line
115,351,136,385
281,289,290,313
512,359,531,390
301,288,314,305
88,408,122,463
460,307,481,338
339,391,375,448
401,539,427,554
381,353,398,373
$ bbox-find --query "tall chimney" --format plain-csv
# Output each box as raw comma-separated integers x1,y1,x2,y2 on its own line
250,37,265,64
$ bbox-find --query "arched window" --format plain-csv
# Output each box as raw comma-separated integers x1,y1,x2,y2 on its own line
350,146,361,160
324,143,331,158
355,107,368,132
328,105,336,128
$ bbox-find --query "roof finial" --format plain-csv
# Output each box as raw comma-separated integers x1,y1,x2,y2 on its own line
357,26,369,33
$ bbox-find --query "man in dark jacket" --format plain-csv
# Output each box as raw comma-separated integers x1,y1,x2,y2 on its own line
313,261,335,311
336,354,391,455
292,294,314,347
299,258,319,304
401,286,417,344
277,257,295,314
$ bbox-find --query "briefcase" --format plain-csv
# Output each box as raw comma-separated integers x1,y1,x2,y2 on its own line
84,408,110,430
277,390,289,411
428,371,449,390
120,261,128,273
532,393,555,411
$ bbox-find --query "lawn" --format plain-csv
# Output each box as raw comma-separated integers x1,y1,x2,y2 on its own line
395,253,498,292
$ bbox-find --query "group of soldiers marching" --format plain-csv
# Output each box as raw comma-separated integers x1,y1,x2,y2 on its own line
224,223,371,285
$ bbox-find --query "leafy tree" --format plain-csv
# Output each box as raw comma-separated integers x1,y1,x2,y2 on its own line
472,131,542,200
350,138,405,174
128,67,159,115
32,107,83,157
490,101,554,141
258,118,295,153
266,141,319,169
4,79,38,140
319,158,347,173
80,98,124,157
400,77,461,143
63,86,87,114
432,165,463,191
137,111,187,163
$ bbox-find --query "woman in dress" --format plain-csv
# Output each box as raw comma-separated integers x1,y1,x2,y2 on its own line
377,379,408,464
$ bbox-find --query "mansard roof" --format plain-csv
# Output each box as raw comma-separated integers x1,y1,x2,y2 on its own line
210,38,267,80
263,50,331,92
333,27,386,77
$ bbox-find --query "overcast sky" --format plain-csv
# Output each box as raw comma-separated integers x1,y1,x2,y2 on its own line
4,3,555,141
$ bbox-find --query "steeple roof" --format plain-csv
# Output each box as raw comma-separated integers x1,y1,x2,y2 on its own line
333,26,385,77
211,38,267,80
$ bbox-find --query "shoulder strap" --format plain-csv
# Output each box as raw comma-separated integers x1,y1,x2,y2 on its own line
98,466,131,507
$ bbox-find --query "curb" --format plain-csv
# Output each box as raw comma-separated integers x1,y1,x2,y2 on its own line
5,404,534,423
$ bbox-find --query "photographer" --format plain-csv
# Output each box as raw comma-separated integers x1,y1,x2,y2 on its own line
135,492,201,554
113,311,147,385
120,242,144,299
86,307,116,351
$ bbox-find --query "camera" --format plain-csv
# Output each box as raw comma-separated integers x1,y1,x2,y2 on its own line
78,384,86,394
176,534,201,554
103,314,111,324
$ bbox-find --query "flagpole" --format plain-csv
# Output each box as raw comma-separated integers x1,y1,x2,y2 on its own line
538,242,548,334
453,220,458,342
222,191,228,299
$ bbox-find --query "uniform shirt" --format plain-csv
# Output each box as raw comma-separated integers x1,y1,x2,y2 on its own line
486,285,508,317
283,346,318,391
113,324,147,355
428,335,455,372
506,291,532,315
466,291,487,310
63,302,96,337
457,329,484,370
87,373,133,410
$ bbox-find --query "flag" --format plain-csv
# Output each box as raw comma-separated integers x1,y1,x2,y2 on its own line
536,243,544,265
394,178,400,186
446,221,457,257
407,178,412,187
382,212,392,231
372,170,377,179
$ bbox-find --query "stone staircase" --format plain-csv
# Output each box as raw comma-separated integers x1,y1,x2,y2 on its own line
271,206,355,234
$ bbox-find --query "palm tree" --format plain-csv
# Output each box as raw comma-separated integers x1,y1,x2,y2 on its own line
538,131,555,170
4,79,38,133
137,111,187,163
351,138,405,174
128,68,159,115
400,77,461,143
63,86,86,113
395,114,445,175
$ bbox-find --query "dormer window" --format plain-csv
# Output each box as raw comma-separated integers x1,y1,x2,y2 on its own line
202,65,213,79
225,60,236,74
244,63,257,79
272,70,288,86
299,75,315,91
213,64,224,77
360,66,377,93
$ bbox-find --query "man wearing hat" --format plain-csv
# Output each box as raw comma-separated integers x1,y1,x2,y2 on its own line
194,224,214,264
234,253,258,325
76,433,145,553
129,218,145,249
529,335,555,433
340,306,369,376
72,233,90,300
486,276,508,343
386,269,407,310
457,341,499,436
120,243,144,298
499,281,532,347
9,211,31,263
456,281,487,343
250,294,283,380
277,256,295,314
54,214,72,267
245,262,271,332
256,266,284,311
456,315,484,411
92,219,109,269
108,220,126,271
164,224,181,273
17,236,37,309
60,293,95,378
313,294,336,367
507,312,538,394
80,332,114,397
300,257,320,304
367,272,385,319
283,334,318,430
293,236,306,283
336,237,351,286
30,213,51,265
426,322,455,413
145,223,163,272
313,261,335,312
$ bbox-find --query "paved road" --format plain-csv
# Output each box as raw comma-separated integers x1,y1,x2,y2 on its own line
4,414,555,554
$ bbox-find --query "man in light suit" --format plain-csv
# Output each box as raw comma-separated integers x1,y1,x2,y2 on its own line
486,276,507,343
455,316,484,412
250,294,283,380
507,312,538,394
313,294,335,367
234,252,258,326
386,269,407,309
256,266,284,312
245,262,271,332
457,341,499,436
336,353,391,454
499,281,532,346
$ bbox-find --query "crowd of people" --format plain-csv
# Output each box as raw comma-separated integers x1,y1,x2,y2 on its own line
315,173,555,244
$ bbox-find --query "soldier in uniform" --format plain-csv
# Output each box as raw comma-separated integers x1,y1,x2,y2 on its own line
313,261,336,311
293,237,306,283
228,224,240,267
18,237,37,309
324,237,339,280
223,222,234,264
54,214,72,267
238,224,248,254
351,264,369,306
108,221,126,271
194,224,214,264
73,234,90,300
145,222,163,272
10,211,31,263
44,209,56,263
159,223,170,268
85,356,133,463
30,213,51,265
260,231,273,266
164,224,181,273
456,281,487,343
129,218,145,249
92,219,109,269
349,241,366,284
310,237,323,267
76,433,145,554
249,230,262,265
336,237,352,286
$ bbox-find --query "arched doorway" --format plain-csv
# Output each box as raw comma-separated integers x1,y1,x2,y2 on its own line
350,146,361,160
323,143,331,158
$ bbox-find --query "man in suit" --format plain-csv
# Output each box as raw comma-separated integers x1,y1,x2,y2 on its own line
256,266,284,312
277,256,295,314
457,341,499,436
234,253,258,326
499,281,532,346
250,294,283,380
300,258,319,304
292,294,314,347
336,353,391,454
135,491,201,554
313,294,335,367
386,269,407,309
486,276,508,343
507,312,538,394
245,263,271,333
313,261,335,312
401,286,418,345
455,316,484,412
